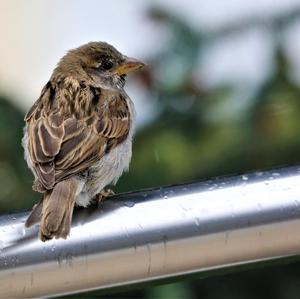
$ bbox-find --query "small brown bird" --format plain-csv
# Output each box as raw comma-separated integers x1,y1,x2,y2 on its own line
23,42,144,241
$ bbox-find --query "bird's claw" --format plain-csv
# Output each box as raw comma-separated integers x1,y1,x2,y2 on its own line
94,189,115,206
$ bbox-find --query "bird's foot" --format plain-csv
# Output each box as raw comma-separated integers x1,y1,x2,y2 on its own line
93,189,115,206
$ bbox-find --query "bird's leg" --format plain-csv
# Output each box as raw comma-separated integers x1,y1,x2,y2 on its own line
93,189,115,206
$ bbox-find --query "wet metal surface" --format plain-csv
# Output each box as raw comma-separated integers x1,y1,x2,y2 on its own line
1,167,300,297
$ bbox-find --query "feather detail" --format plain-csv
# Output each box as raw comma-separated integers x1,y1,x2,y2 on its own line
39,178,78,241
25,197,44,227
24,77,131,191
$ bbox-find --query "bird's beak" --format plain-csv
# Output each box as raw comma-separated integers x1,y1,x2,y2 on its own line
114,56,145,76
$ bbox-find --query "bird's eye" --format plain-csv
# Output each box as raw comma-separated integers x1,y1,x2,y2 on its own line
101,60,114,70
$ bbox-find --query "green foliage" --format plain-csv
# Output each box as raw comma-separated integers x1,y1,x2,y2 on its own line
0,97,38,212
116,8,300,195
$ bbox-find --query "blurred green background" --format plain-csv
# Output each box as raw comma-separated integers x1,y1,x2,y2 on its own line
2,1,300,298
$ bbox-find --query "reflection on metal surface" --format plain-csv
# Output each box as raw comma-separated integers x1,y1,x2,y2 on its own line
1,167,300,297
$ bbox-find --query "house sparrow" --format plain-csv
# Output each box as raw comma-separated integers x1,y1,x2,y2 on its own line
22,42,144,241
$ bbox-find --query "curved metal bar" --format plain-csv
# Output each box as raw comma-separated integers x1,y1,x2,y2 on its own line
1,167,300,297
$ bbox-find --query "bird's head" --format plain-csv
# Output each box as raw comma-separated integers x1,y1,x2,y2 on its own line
54,41,145,89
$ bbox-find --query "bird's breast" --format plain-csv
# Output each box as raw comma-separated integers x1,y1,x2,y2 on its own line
77,95,136,203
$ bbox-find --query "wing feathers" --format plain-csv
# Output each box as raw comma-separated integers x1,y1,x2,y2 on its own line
25,79,131,190
36,164,55,189
38,121,63,157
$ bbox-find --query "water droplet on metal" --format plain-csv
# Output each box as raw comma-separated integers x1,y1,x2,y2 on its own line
180,204,190,212
242,175,248,181
21,227,26,236
124,201,135,208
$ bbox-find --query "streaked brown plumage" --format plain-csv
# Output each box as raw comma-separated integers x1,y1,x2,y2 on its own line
23,42,144,241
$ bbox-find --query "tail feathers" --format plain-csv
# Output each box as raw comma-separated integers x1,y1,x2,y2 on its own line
39,179,78,242
25,197,44,228
25,179,78,241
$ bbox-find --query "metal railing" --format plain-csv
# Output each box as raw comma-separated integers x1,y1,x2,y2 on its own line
1,166,300,298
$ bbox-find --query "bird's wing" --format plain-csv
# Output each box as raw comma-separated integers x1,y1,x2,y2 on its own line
25,81,131,190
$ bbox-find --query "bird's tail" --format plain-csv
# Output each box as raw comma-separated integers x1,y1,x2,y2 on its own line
25,179,78,242
25,197,44,228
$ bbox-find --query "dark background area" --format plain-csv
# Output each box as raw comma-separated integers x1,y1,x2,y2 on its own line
1,3,300,299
